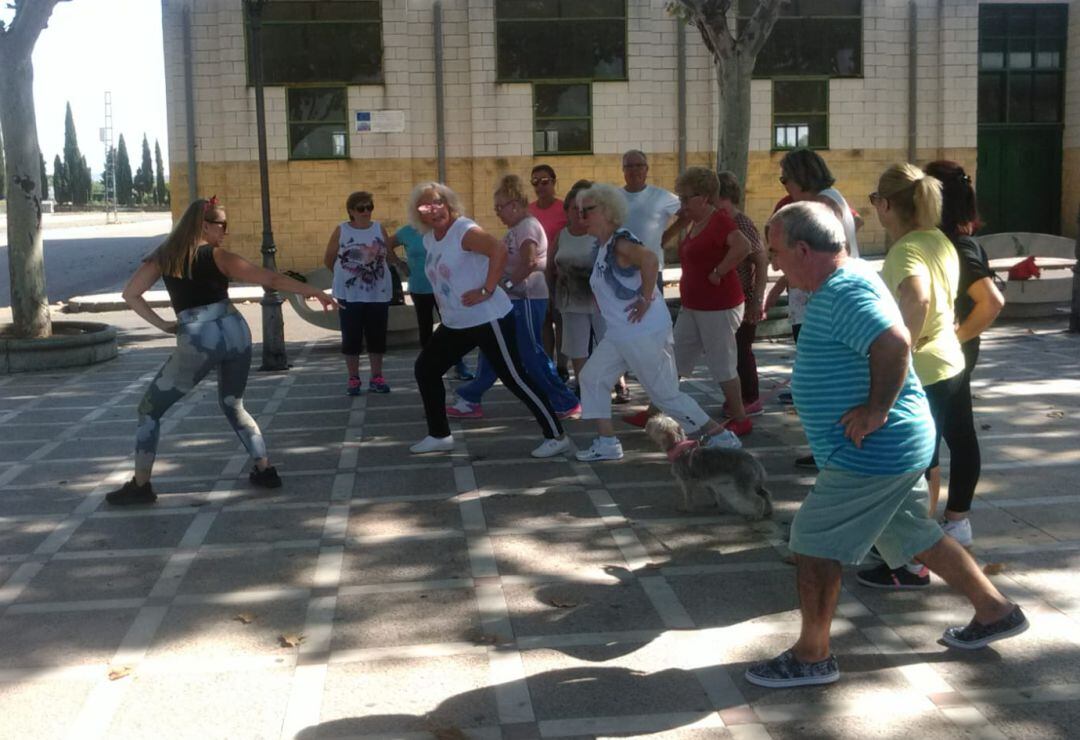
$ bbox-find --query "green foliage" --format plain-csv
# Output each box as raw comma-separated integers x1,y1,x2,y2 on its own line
61,102,92,205
52,154,67,203
153,139,167,205
116,134,133,205
133,133,152,204
39,151,47,200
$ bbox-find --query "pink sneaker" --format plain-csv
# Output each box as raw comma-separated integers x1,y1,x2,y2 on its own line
556,403,582,420
446,397,483,419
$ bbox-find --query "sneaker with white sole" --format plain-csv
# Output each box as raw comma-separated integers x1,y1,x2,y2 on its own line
702,429,743,449
446,397,483,419
744,649,840,689
409,435,455,454
942,605,1028,650
531,437,570,458
575,436,624,462
941,517,973,548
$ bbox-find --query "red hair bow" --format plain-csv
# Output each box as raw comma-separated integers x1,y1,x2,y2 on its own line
204,195,220,212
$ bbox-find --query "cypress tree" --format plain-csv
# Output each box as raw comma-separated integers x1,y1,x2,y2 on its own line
52,154,68,204
134,134,152,204
62,102,87,205
153,139,167,205
116,134,133,206
39,152,48,200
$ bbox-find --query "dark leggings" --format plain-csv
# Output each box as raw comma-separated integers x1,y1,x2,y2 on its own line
939,341,983,514
414,314,563,440
735,321,759,402
413,292,469,375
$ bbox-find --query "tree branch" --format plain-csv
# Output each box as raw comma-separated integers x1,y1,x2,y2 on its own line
740,0,788,58
0,0,66,63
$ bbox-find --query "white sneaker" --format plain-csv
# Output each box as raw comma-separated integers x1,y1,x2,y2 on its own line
575,436,624,462
409,435,455,454
702,429,742,449
941,517,973,548
531,437,571,458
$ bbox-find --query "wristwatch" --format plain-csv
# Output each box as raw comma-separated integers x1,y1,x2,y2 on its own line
479,286,489,297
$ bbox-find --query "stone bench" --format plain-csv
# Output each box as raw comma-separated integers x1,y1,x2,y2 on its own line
977,232,1076,319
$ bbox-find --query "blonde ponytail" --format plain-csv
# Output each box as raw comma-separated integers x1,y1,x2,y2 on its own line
878,163,942,231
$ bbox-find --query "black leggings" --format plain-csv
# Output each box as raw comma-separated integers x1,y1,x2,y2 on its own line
938,342,983,514
414,314,563,440
412,292,439,347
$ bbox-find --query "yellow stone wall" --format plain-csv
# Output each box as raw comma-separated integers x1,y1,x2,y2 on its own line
1062,148,1080,238
170,147,979,271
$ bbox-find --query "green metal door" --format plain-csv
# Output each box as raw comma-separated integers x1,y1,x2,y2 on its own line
976,4,1067,235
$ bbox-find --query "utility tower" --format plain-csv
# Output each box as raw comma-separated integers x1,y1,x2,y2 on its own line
101,91,118,224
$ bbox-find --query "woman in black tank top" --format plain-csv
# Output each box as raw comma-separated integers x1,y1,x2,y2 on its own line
106,197,334,506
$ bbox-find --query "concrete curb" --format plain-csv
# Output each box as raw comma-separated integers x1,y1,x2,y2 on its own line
64,287,266,313
0,321,118,374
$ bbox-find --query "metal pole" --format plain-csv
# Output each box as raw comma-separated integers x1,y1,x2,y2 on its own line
676,18,687,175
907,0,918,164
246,0,288,370
434,1,447,183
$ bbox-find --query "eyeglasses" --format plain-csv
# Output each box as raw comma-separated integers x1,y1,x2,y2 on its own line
205,219,228,232
578,204,598,218
869,192,885,205
494,201,516,213
530,177,552,187
417,200,445,214
678,193,701,204
778,175,789,185
622,163,647,170
352,204,374,213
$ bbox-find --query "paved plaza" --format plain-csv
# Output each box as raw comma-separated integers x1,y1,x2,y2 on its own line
0,304,1078,739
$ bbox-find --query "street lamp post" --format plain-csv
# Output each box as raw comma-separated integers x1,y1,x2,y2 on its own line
244,0,288,370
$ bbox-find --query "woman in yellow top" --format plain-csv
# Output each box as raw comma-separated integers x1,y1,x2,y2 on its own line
858,163,967,590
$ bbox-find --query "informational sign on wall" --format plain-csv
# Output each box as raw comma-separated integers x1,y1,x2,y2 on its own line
355,110,406,133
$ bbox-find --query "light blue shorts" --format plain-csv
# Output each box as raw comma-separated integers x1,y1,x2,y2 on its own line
789,468,944,567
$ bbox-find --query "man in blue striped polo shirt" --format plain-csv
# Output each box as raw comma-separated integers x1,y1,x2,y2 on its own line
744,201,1027,689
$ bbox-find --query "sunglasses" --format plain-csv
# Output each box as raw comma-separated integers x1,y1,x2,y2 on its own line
205,218,228,232
352,204,374,213
417,201,445,214
578,204,598,217
778,175,789,185
531,177,553,187
869,192,885,205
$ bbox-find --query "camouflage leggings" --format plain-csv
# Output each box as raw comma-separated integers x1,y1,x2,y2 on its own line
134,301,267,478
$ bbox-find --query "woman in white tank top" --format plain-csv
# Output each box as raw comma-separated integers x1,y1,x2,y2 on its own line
407,182,569,459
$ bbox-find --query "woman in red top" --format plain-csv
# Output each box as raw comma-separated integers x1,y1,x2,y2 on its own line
672,167,752,435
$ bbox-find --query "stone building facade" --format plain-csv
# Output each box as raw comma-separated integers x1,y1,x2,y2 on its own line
162,0,1080,270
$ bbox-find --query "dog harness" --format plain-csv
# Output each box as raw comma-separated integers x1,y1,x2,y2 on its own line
666,439,699,462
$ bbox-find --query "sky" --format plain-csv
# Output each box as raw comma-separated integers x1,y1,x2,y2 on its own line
2,0,170,179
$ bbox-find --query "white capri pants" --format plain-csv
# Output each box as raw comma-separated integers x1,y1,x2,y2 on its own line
579,327,711,433
560,310,606,359
673,305,743,382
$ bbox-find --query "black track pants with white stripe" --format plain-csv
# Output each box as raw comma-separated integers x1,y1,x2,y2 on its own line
414,313,563,440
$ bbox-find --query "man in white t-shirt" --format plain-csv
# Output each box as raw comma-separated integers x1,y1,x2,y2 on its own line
620,149,683,294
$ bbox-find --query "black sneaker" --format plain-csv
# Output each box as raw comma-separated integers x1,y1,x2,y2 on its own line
795,454,818,470
856,562,929,590
942,605,1029,649
105,478,157,506
250,465,282,489
745,649,840,688
612,385,632,405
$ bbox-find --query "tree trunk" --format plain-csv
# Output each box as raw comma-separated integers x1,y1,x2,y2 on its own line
715,55,755,188
0,55,51,338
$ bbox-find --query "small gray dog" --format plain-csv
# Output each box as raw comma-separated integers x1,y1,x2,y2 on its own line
645,415,773,520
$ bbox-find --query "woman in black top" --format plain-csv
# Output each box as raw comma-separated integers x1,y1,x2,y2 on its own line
106,197,334,505
924,161,1006,547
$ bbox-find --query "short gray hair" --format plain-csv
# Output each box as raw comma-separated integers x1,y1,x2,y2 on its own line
576,183,628,228
622,149,648,166
407,181,465,233
767,201,846,254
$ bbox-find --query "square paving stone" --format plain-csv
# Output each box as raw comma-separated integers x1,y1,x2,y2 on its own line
474,461,581,491
105,667,293,740
0,423,67,443
5,459,120,488
223,474,338,506
356,422,431,445
635,522,785,568
522,643,715,721
764,711,961,740
203,507,329,545
340,535,471,585
354,438,445,467
331,588,480,651
266,443,344,473
146,599,309,660
274,395,353,413
265,410,352,430
352,465,457,498
77,420,140,438
16,556,170,604
0,488,87,517
490,528,625,580
178,547,319,594
156,435,243,458
587,457,681,487
986,550,1080,614
363,405,427,426
0,678,97,738
840,571,974,616
978,700,1080,740
347,499,462,537
147,453,235,481
319,654,498,735
0,609,139,668
7,409,89,425
996,501,1080,542
482,487,599,531
504,579,665,637
464,435,570,461
667,570,800,629
62,514,197,552
0,441,43,463
42,437,135,461
0,517,63,555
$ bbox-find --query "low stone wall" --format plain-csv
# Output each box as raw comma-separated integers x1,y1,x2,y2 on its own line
0,322,118,374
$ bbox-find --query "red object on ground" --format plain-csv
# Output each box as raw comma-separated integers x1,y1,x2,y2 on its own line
1008,255,1041,281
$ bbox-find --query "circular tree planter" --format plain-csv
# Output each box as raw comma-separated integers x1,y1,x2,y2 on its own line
0,321,118,374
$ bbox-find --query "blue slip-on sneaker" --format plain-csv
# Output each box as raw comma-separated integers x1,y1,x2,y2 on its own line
942,605,1028,650
745,649,840,688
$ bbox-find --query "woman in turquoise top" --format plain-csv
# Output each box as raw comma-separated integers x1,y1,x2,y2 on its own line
389,224,473,380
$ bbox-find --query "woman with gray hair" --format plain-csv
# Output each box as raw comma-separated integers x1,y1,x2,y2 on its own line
573,183,739,461
408,182,569,458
